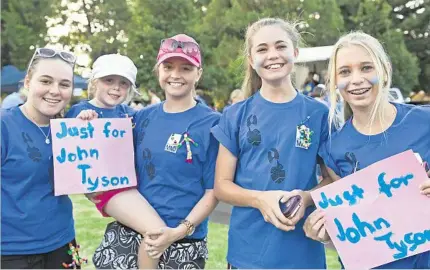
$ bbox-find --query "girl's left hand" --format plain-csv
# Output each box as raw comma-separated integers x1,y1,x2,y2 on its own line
281,190,312,226
419,169,430,196
143,227,184,259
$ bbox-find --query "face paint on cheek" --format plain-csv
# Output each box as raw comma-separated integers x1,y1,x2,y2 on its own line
285,53,295,64
252,55,264,70
367,76,379,85
278,51,294,64
337,81,350,91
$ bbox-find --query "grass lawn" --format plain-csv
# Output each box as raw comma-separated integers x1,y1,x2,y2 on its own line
72,195,340,269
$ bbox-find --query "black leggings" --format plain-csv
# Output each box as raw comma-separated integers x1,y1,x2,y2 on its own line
1,239,81,269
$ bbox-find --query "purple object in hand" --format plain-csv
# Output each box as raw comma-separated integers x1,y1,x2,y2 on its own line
279,195,302,218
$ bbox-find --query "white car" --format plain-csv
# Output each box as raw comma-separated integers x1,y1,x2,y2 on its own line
389,88,405,103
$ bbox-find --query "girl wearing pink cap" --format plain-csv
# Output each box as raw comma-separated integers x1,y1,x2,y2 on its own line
87,34,220,269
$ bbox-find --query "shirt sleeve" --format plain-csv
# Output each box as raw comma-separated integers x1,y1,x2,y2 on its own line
1,119,8,164
64,105,79,118
202,130,219,189
318,139,341,177
210,106,240,157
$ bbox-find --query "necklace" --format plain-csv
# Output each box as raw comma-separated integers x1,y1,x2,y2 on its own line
22,106,51,144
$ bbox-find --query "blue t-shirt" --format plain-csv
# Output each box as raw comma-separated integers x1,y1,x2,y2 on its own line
1,92,25,109
319,103,430,269
133,102,220,239
1,107,75,255
65,100,135,120
211,91,329,268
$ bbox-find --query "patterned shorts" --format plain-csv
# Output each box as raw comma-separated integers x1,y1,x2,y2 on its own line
93,221,208,269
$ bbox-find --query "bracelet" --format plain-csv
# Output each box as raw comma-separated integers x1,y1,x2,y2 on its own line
320,239,332,245
179,219,195,236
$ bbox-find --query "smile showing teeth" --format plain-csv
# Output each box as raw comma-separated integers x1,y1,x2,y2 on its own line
108,94,120,99
168,82,184,87
43,98,60,104
348,88,371,95
265,64,284,70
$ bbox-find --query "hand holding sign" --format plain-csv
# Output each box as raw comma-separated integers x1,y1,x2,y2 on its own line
51,118,137,195
310,150,430,269
303,209,330,243
419,167,430,196
76,109,99,121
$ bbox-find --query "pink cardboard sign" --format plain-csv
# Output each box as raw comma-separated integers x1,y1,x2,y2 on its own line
311,150,430,269
51,118,137,195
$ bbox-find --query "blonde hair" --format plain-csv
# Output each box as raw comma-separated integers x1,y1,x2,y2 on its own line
242,18,301,98
230,89,243,101
326,31,392,132
87,77,136,104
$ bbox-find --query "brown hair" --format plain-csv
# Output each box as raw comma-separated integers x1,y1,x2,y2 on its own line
242,18,301,98
26,56,74,118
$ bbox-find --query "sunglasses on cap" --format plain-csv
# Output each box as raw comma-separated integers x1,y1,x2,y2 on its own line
27,48,77,71
160,39,200,58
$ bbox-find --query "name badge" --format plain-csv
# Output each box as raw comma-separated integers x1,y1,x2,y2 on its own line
165,133,182,153
295,124,313,149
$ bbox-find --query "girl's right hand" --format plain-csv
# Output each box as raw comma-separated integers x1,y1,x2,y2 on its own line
303,209,330,243
76,109,98,121
254,190,295,232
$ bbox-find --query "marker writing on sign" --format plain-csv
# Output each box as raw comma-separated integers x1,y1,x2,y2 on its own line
56,121,127,139
318,184,365,209
335,212,391,244
102,122,126,138
56,122,95,139
336,213,430,259
77,164,129,192
374,229,430,259
56,146,99,164
378,172,414,198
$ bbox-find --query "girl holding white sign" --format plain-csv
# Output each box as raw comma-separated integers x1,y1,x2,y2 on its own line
1,48,79,268
303,31,430,268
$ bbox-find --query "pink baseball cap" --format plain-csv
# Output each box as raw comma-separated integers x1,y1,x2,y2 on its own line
156,34,201,67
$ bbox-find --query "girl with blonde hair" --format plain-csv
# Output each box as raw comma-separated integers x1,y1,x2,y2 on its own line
304,31,430,269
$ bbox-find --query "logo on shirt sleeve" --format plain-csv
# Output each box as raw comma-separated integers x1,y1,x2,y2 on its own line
246,114,261,146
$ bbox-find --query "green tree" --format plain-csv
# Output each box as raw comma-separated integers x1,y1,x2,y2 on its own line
55,0,132,64
1,0,58,69
124,0,201,94
196,0,345,101
388,0,430,91
350,0,420,93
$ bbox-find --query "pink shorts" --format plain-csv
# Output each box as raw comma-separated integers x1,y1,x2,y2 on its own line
95,187,133,217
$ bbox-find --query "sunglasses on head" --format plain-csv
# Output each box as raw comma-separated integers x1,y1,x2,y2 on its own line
160,39,200,58
27,48,77,71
